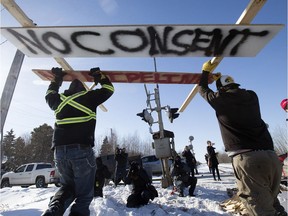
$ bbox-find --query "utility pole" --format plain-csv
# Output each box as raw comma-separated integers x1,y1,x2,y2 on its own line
153,86,173,188
0,49,25,177
138,84,177,188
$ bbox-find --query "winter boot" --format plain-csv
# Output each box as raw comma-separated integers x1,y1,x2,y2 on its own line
42,185,74,216
188,176,197,196
276,212,288,216
41,200,64,216
141,190,150,205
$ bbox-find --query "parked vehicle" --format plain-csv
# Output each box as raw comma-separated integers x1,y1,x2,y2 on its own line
0,162,59,188
141,155,173,175
49,168,61,187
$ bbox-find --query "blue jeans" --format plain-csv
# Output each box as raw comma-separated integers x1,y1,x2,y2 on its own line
54,145,96,216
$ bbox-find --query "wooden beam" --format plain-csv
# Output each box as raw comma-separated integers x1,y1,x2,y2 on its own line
0,0,35,27
178,0,267,112
0,0,107,111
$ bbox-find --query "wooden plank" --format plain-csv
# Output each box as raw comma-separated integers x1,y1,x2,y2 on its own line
1,24,283,58
32,69,215,84
1,0,108,111
178,0,269,112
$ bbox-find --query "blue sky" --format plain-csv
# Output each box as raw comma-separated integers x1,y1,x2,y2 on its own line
0,0,287,162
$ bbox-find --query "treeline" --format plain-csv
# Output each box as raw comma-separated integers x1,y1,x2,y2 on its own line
1,123,155,171
2,123,286,171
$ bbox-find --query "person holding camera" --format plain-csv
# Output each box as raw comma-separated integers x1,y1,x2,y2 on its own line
170,155,197,197
114,147,128,187
182,146,197,177
125,161,158,208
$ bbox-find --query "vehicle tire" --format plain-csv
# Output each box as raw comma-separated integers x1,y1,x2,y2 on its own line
1,179,10,188
35,176,48,188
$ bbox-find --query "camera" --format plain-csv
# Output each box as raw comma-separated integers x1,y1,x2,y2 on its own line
116,147,125,154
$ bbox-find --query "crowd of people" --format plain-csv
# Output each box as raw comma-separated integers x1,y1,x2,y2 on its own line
41,63,287,216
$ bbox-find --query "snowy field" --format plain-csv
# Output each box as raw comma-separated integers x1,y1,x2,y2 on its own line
0,163,287,216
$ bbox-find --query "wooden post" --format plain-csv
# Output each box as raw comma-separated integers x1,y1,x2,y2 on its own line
1,0,107,111
0,49,25,175
178,0,267,112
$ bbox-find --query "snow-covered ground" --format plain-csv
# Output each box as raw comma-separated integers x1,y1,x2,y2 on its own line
0,163,287,216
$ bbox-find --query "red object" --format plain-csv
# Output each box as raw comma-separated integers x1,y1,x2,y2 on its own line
32,69,215,84
280,99,288,111
278,153,288,163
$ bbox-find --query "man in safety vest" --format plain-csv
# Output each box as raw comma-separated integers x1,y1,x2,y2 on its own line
42,67,114,216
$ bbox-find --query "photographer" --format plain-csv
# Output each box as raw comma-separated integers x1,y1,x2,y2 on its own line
125,161,158,208
114,147,128,187
170,155,197,197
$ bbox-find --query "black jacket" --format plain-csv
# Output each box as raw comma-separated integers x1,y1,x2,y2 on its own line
207,146,219,168
182,150,196,168
126,168,152,195
115,152,128,168
198,71,273,152
46,77,114,149
95,158,111,189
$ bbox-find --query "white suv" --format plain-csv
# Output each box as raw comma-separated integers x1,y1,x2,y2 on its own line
141,155,173,174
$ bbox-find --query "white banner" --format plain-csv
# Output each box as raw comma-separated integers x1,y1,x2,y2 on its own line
1,24,283,57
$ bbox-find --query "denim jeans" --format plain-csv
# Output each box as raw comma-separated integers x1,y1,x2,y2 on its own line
54,145,96,216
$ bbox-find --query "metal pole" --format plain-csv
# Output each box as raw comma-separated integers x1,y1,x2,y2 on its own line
154,86,173,187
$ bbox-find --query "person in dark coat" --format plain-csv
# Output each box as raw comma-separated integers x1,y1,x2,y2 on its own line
94,157,111,197
206,141,221,181
182,146,197,177
125,161,158,208
204,153,212,173
198,60,285,216
170,155,197,197
42,67,114,216
114,147,128,186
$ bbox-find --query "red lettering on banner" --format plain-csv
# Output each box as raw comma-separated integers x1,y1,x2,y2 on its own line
32,69,214,84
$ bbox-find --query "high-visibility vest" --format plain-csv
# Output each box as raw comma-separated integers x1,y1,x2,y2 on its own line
55,91,96,125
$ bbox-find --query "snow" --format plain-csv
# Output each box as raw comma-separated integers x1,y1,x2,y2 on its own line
0,163,287,216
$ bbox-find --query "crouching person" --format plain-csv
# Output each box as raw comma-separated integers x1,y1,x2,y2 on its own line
125,161,158,208
170,155,197,197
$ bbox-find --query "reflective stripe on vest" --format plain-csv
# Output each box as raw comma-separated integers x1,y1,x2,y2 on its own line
102,84,114,92
55,91,96,125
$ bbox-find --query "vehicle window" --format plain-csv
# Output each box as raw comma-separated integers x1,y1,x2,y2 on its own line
15,165,26,173
26,164,34,172
36,164,52,170
142,156,158,163
151,156,157,161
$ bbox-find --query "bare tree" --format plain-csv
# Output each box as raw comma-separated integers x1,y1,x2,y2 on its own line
271,125,287,155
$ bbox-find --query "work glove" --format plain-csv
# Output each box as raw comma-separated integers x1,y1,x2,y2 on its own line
212,72,222,81
51,67,67,86
202,60,218,73
89,67,106,84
